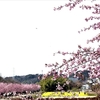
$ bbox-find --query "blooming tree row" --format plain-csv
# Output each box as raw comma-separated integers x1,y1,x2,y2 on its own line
45,0,100,80
0,82,41,93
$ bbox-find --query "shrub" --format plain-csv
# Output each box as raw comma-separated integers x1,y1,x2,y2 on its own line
71,88,80,92
87,92,97,96
39,76,54,92
39,76,69,92
91,83,100,96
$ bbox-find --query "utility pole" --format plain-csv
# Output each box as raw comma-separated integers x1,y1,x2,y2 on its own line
0,73,2,77
42,70,43,75
13,67,15,80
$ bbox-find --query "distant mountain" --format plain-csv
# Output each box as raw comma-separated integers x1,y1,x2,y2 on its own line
3,70,90,84
5,74,43,84
69,70,90,82
0,76,16,83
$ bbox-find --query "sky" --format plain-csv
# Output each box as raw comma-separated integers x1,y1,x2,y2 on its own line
0,0,99,77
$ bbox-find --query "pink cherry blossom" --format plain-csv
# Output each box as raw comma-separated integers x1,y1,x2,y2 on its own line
44,0,100,81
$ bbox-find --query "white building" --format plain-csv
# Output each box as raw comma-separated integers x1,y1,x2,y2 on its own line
81,84,90,91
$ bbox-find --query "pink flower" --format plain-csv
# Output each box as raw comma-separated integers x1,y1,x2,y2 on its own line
97,47,100,54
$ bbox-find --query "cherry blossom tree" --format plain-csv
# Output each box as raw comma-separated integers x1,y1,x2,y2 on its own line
0,83,40,94
0,83,7,93
45,0,100,80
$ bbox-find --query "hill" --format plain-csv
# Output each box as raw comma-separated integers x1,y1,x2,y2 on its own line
2,70,90,84
5,74,43,84
69,70,90,82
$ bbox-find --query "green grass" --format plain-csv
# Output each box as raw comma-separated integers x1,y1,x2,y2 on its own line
42,91,97,98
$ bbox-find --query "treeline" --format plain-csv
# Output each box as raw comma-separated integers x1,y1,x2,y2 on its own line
0,76,17,83
0,82,40,93
4,74,43,84
0,70,89,84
